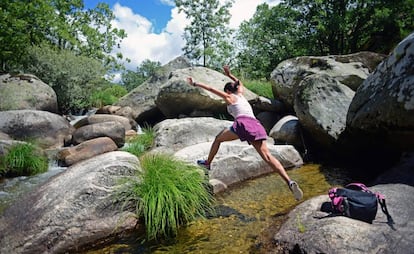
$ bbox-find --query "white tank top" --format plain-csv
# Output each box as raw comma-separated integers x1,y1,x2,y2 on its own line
227,94,255,119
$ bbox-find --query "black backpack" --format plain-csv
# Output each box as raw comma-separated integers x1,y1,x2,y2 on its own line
327,183,393,224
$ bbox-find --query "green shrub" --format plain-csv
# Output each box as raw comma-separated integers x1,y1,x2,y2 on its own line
121,154,214,241
0,142,48,177
244,80,273,98
89,85,127,108
122,127,154,157
104,85,128,98
89,90,117,108
22,44,107,113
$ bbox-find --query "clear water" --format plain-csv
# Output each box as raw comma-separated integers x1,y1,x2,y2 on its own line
84,164,352,253
0,160,67,213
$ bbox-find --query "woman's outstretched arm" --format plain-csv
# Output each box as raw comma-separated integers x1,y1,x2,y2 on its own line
186,77,233,104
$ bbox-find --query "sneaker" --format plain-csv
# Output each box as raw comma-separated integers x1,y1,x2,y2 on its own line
197,159,210,170
289,181,303,201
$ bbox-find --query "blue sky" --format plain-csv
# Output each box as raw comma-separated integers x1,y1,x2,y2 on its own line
82,0,280,77
84,0,174,33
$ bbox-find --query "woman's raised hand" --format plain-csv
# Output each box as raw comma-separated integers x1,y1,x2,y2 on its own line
187,77,194,86
223,65,231,76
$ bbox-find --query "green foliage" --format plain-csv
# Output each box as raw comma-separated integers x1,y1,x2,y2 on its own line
235,1,413,79
89,85,127,108
176,0,235,68
0,142,48,177
89,91,116,108
236,3,307,79
244,80,273,98
0,0,126,72
282,0,414,55
106,85,128,98
22,44,107,113
121,59,162,91
0,0,56,70
122,127,155,157
122,154,214,241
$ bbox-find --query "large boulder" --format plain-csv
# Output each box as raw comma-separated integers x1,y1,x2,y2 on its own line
73,114,135,132
58,137,119,166
347,32,414,151
151,117,303,193
269,115,303,150
270,52,385,111
95,105,136,126
175,141,303,193
0,151,141,254
155,67,259,118
0,74,58,113
256,111,281,133
72,121,126,148
294,74,355,150
115,56,192,125
151,117,234,154
274,184,414,254
0,110,73,149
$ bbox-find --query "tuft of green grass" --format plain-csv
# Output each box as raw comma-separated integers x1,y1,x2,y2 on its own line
120,153,214,241
0,142,48,177
122,127,155,157
244,80,273,98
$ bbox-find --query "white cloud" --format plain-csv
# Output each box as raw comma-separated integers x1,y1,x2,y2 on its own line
111,3,187,70
111,0,280,70
159,0,175,6
228,0,280,28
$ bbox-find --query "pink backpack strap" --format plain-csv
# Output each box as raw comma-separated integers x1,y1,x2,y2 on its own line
376,192,385,200
328,187,338,199
346,182,371,193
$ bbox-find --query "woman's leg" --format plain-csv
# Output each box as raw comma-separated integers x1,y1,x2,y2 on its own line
251,140,291,184
252,140,303,200
206,128,238,164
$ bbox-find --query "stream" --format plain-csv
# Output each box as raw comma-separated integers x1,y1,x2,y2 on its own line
83,163,353,253
2,146,407,253
0,160,66,214
0,143,353,253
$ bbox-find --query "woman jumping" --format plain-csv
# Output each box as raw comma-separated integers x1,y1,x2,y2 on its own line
186,65,303,201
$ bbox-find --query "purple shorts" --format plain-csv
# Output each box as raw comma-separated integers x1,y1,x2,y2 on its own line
231,115,267,144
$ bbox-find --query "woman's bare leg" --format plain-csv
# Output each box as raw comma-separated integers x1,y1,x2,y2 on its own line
206,128,238,164
251,140,291,184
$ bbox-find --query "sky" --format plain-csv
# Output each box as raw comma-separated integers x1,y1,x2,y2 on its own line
83,0,280,73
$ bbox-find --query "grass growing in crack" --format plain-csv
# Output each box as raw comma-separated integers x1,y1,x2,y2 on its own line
122,126,155,157
0,142,48,177
120,153,214,241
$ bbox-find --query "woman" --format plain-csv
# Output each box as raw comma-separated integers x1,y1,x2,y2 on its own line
186,66,303,201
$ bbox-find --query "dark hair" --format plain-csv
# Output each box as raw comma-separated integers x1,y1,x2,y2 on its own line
224,80,239,93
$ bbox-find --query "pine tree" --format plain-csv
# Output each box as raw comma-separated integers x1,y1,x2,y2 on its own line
176,0,234,69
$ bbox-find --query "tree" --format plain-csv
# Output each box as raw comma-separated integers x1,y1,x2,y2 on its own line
283,0,414,55
121,59,162,91
0,0,55,70
176,0,234,69
0,0,126,72
24,43,107,113
236,3,307,79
